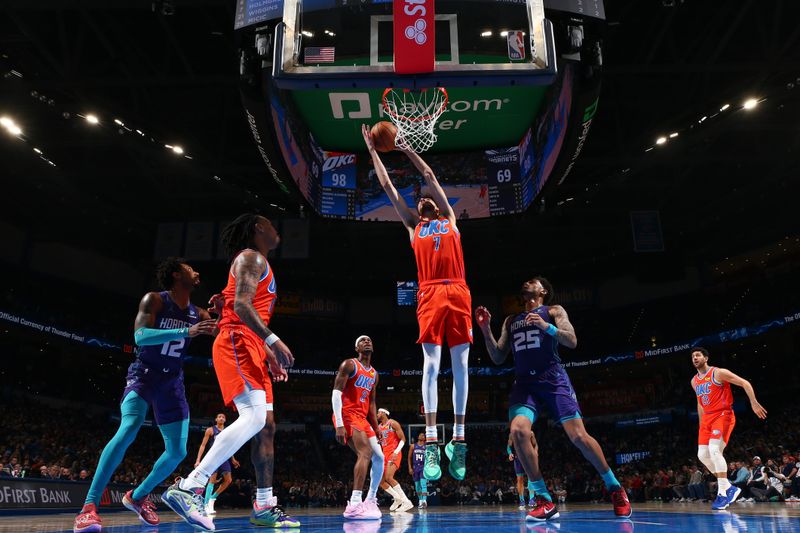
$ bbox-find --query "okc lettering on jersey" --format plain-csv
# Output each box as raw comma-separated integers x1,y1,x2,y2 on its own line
354,374,376,391
417,219,451,238
695,382,711,397
159,317,192,329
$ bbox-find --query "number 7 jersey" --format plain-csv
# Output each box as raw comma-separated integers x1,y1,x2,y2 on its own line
412,217,465,283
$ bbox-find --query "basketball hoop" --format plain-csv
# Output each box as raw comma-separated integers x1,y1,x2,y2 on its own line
382,88,448,153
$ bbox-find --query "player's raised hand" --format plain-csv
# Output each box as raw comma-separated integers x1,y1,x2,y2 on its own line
751,400,767,419
508,453,515,462
270,338,295,368
207,293,225,315
189,319,218,337
361,124,376,152
335,426,347,445
474,306,491,329
525,312,548,330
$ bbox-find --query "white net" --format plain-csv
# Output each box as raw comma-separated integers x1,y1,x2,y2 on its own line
382,88,448,153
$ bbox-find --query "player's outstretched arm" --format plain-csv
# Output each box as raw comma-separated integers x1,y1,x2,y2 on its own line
232,250,294,368
715,368,767,419
362,125,417,234
401,148,455,225
195,427,213,467
474,307,511,364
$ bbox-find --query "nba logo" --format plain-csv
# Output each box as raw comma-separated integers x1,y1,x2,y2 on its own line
507,31,525,60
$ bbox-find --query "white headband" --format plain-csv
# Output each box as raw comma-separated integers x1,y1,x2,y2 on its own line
355,335,371,349
378,408,390,416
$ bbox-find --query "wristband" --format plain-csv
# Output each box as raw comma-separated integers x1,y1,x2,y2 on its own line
545,324,558,337
507,445,513,456
265,333,280,347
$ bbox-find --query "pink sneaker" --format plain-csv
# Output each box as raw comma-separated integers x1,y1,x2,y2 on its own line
362,498,382,519
123,490,160,526
343,501,366,519
73,504,102,533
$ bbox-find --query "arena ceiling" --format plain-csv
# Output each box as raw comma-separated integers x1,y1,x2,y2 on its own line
1,0,798,274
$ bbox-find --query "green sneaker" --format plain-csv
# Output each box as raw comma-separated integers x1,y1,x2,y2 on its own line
444,440,455,461
447,441,467,480
423,444,442,481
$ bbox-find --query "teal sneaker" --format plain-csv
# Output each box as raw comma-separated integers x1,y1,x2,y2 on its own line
444,440,455,461
447,441,467,480
423,444,441,481
250,497,301,527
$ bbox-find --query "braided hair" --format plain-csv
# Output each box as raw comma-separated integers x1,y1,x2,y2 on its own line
220,213,260,260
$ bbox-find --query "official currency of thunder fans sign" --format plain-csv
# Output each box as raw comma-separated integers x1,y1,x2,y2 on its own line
3,308,800,372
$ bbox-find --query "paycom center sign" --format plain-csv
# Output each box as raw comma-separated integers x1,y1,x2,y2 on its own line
290,86,547,152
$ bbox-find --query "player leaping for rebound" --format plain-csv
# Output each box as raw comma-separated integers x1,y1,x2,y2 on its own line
377,408,414,512
332,336,384,520
475,277,631,521
362,125,472,482
690,347,767,510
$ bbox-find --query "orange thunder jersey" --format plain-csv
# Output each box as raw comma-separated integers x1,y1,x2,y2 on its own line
342,359,377,418
379,421,400,452
217,249,277,336
692,367,733,415
411,217,465,283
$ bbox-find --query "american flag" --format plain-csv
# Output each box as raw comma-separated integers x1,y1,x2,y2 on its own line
304,46,335,63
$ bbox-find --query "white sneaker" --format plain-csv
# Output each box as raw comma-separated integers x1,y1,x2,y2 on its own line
389,498,401,512
418,501,428,509
394,499,414,513
206,498,216,515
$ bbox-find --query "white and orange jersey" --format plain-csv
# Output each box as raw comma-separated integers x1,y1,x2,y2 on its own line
692,367,733,415
379,420,400,452
341,358,377,419
217,249,277,338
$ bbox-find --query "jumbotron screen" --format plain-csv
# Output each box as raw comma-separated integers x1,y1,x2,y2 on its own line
265,68,575,221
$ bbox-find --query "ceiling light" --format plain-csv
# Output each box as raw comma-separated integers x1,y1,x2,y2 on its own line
500,30,509,37
720,104,730,111
171,145,184,154
6,124,22,136
33,147,42,154
85,114,99,124
656,136,667,145
481,31,492,37
114,118,124,126
301,31,314,37
743,98,758,110
698,116,707,123
0,117,14,129
669,132,678,138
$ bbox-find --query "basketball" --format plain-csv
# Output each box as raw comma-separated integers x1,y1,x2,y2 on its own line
370,121,398,152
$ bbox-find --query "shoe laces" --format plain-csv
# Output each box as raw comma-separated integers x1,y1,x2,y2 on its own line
141,498,156,514
425,448,438,468
611,490,627,505
190,490,207,514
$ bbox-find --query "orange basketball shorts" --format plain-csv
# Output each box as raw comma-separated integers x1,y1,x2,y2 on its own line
213,327,273,408
332,412,376,440
416,281,473,347
698,410,735,445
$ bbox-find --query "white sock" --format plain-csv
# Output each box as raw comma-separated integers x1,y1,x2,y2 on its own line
257,487,272,506
392,483,409,501
450,343,470,418
350,490,363,504
425,426,438,443
184,389,267,490
453,423,465,440
385,485,399,500
717,478,731,495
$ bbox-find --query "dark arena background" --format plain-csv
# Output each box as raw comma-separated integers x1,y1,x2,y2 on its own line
1,1,799,532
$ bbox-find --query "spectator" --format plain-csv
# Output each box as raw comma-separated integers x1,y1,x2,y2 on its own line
687,465,705,501
748,456,782,502
731,461,751,500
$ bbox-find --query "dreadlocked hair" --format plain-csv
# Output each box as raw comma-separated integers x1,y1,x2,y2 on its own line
156,257,186,290
220,213,260,260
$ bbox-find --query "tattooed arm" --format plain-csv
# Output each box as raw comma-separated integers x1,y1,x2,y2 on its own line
547,305,578,349
232,249,294,367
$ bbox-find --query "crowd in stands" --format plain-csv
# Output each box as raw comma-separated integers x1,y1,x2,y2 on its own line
2,392,797,509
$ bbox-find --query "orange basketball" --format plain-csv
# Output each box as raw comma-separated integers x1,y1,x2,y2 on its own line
370,121,398,153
